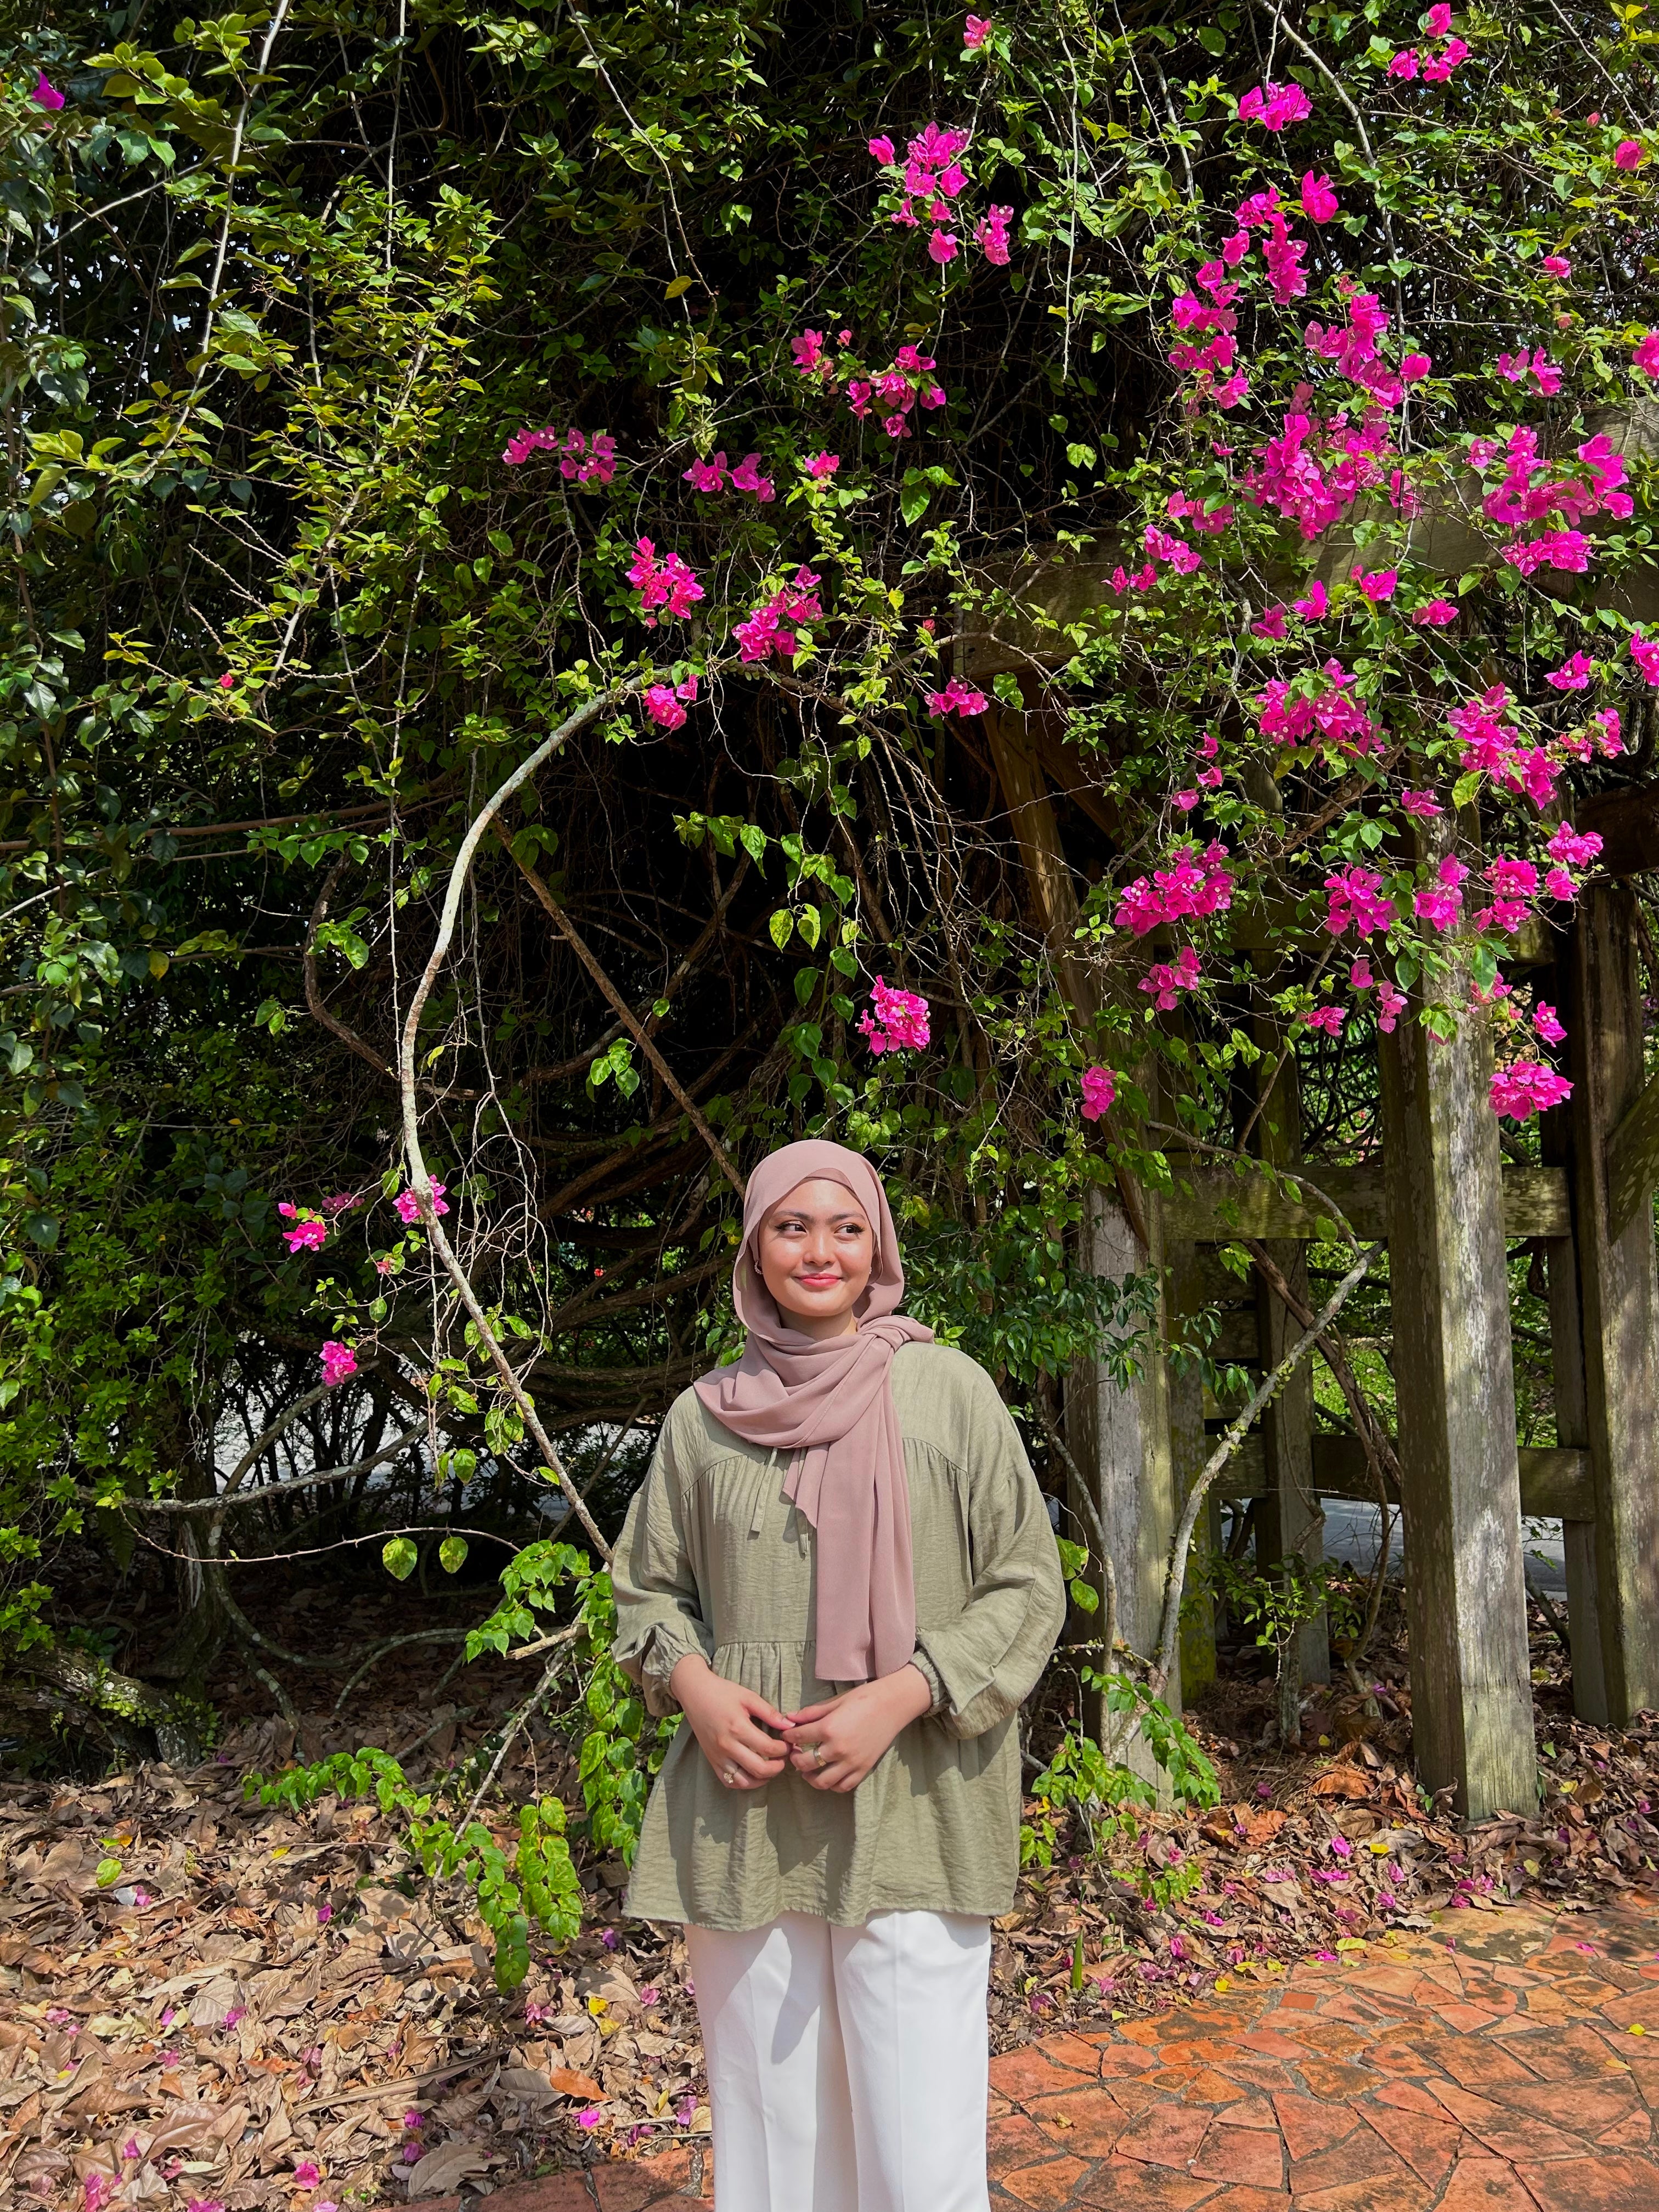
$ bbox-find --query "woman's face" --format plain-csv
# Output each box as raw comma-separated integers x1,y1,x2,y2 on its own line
755,1178,874,1339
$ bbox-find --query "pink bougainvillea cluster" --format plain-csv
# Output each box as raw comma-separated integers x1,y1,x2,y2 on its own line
733,567,822,662
857,976,932,1054
501,425,616,481
1387,4,1469,82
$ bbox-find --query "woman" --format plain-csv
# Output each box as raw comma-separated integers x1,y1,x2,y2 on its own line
612,1138,1066,2212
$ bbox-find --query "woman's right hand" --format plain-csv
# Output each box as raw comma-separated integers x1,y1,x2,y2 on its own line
670,1654,789,1790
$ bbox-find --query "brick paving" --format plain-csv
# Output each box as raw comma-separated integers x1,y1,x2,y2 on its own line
457,1894,1659,2210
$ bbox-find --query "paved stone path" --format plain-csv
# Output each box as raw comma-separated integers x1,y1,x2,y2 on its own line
470,1895,1659,2211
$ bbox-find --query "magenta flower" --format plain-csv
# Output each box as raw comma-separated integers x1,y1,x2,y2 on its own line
1415,853,1467,934
1616,139,1645,171
1293,579,1329,620
1387,48,1419,79
1400,352,1431,382
628,539,704,627
867,134,895,165
1633,332,1659,377
975,204,1013,265
1324,866,1397,938
394,1178,448,1224
733,567,821,663
1300,170,1339,222
1545,652,1593,691
1534,1003,1567,1046
1238,79,1313,129
643,674,699,731
858,977,932,1056
320,1341,357,1389
1426,2,1453,29
1304,1004,1345,1036
317,1903,332,1924
731,452,776,501
1355,567,1397,602
1350,957,1374,990
964,14,992,46
1140,945,1203,1011
1080,1066,1116,1121
1412,597,1459,625
576,2107,603,2130
803,451,840,479
792,328,830,374
924,675,988,718
1547,822,1602,868
1543,253,1571,277
84,2180,111,2212
927,227,958,264
217,670,235,690
1491,1061,1572,1119
278,1203,328,1255
682,452,728,493
1632,630,1659,685
292,2164,322,2190
32,70,64,109
187,2200,226,2212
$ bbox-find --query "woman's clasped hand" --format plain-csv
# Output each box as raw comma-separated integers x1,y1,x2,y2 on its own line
670,1651,933,1794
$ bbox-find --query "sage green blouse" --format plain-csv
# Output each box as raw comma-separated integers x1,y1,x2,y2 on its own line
611,1341,1066,1931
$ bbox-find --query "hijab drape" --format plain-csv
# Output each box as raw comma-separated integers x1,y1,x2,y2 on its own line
692,1140,932,1682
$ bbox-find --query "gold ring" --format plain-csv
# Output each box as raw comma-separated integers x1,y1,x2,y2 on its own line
812,1743,828,1768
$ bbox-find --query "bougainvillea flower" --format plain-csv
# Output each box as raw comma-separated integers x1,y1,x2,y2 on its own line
1300,170,1339,222
394,1180,448,1223
924,675,988,718
628,539,704,625
1238,80,1313,129
320,1342,356,1386
1616,139,1645,171
975,205,1013,264
1544,651,1593,690
1139,945,1203,1010
857,977,932,1054
1375,979,1408,1031
803,451,840,478
1548,822,1602,867
1355,567,1397,601
1491,1061,1572,1117
32,71,64,109
1079,1066,1116,1120
1631,629,1659,684
643,675,699,731
1412,597,1459,625
1533,1003,1567,1045
278,1203,328,1254
963,15,992,48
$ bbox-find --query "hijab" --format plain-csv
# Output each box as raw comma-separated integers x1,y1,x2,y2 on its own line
692,1139,933,1683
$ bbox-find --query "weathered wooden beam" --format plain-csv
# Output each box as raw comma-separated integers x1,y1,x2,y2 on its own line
1605,1065,1659,1240
1578,783,1659,881
1556,884,1659,1725
1379,879,1537,1820
1249,1023,1329,1691
1220,1434,1593,1519
1163,1161,1570,1242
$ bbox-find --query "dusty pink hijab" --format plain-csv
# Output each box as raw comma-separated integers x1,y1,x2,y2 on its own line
692,1140,933,1683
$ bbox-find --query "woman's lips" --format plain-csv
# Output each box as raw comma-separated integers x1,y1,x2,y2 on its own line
795,1274,842,1289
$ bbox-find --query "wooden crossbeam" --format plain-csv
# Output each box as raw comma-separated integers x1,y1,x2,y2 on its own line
1163,1162,1570,1241
1218,1434,1593,1521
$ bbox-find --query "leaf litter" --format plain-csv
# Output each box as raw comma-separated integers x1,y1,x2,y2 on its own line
4,1605,1656,2207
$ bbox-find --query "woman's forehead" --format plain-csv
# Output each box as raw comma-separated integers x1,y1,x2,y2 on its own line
764,1177,871,1224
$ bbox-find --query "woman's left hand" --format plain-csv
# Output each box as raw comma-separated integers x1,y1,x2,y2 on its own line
781,1663,934,1792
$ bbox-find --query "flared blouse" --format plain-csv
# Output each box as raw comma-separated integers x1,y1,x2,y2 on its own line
611,1340,1066,1930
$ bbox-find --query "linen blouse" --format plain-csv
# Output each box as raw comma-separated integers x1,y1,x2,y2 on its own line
611,1340,1067,1930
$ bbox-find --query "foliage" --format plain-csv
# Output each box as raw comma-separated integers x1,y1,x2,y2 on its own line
250,1745,583,1991
1022,1671,1220,1871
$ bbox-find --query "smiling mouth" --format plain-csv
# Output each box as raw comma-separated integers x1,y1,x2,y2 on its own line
795,1272,842,1288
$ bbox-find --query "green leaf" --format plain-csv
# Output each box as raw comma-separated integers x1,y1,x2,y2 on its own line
95,1855,123,1888
769,908,794,949
899,470,933,526
439,1536,469,1574
1451,770,1484,810
665,275,693,299
797,905,822,950
382,1537,418,1582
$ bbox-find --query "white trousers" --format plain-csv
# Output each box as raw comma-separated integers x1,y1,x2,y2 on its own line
686,1909,992,2212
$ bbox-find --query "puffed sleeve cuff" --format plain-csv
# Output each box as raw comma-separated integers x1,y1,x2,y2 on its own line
908,1649,947,1716
637,1616,715,1718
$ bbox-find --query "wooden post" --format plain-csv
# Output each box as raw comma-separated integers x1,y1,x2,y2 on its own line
1250,1023,1330,1697
1378,943,1537,1819
1554,884,1659,1724
1072,1186,1182,1740
1541,1223,1610,1722
981,699,1178,1753
1168,1244,1218,1700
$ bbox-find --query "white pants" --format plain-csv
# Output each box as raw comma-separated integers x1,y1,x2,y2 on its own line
686,1909,992,2212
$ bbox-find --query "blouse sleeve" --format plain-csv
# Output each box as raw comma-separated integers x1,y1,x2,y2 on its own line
610,1412,713,1719
914,1372,1067,1741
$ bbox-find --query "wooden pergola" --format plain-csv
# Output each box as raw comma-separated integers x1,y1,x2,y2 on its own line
968,504,1659,1819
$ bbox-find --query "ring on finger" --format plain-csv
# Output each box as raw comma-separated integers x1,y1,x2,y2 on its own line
811,1742,828,1769
721,1764,741,1787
